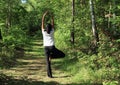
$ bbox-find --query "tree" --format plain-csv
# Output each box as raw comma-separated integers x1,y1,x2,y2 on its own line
89,0,99,53
71,0,75,45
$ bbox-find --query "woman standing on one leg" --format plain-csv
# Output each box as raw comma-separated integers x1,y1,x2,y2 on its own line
42,11,65,78
41,11,54,78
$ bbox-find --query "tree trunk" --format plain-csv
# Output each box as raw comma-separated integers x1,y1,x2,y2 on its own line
6,0,12,29
71,0,75,45
89,0,99,53
0,30,2,40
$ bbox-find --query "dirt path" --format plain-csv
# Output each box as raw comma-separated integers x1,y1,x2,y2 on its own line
0,39,72,85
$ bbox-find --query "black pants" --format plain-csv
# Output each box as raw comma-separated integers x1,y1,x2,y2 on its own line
44,46,65,77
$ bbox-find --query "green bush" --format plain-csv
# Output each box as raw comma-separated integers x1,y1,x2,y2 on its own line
0,53,17,68
2,26,29,48
0,26,29,68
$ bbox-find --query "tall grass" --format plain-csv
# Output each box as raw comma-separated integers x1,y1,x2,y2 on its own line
61,52,120,84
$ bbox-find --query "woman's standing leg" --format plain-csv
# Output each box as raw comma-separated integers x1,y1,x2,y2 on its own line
47,56,52,78
45,47,52,78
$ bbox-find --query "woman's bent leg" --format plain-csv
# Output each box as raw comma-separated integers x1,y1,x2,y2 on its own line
52,47,65,58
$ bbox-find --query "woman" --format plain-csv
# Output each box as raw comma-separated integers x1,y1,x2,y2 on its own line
41,11,65,78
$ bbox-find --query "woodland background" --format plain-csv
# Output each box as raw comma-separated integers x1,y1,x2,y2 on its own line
0,0,120,85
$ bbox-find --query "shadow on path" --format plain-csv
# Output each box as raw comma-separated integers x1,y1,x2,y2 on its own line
0,73,103,85
0,72,103,85
0,74,59,85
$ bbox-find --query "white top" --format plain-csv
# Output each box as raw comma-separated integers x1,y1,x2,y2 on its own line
42,29,55,46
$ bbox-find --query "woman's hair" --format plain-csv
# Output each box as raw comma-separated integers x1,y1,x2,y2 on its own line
45,23,52,34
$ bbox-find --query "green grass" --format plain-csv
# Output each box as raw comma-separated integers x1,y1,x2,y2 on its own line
60,53,120,85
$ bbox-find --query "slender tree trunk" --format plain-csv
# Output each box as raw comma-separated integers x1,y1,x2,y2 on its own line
6,0,12,29
108,3,112,29
71,0,75,45
89,0,99,53
0,30,2,40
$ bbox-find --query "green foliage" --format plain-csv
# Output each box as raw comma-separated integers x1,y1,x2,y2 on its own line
0,46,16,68
0,0,120,84
0,54,16,68
62,53,120,84
2,26,29,48
0,25,29,68
103,81,119,85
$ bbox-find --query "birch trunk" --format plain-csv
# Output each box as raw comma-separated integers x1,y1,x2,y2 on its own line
89,0,99,53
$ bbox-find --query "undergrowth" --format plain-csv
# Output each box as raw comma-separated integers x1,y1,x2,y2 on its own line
61,50,120,85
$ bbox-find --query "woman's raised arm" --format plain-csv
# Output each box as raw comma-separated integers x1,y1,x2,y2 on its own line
41,11,48,29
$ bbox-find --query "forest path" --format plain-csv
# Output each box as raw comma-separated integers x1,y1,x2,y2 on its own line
0,38,73,85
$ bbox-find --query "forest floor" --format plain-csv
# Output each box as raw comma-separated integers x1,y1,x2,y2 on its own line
0,38,75,85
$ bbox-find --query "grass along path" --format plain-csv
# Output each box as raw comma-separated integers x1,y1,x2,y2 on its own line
0,39,73,85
